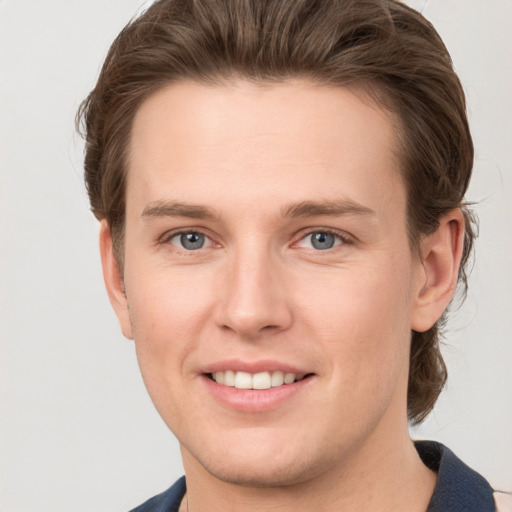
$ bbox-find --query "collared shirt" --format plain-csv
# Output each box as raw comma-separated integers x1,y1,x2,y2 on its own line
129,441,510,512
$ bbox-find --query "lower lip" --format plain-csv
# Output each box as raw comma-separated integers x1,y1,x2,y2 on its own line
201,374,314,412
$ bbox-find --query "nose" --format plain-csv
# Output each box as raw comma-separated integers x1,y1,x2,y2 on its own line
214,246,293,339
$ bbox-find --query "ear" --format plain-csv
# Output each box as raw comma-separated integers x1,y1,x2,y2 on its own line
411,209,465,332
99,220,133,339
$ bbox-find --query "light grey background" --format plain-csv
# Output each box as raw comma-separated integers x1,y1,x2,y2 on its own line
1,1,511,511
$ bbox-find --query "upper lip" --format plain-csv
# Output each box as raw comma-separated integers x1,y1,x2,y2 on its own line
201,359,313,375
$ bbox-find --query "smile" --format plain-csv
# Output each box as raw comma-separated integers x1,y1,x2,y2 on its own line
210,370,308,390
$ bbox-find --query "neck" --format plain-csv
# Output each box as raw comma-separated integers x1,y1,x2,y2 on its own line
180,421,436,512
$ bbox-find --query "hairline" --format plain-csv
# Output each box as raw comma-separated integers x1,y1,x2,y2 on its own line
111,76,424,272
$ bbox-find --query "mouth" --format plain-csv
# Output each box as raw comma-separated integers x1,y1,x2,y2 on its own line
201,364,316,412
207,370,314,390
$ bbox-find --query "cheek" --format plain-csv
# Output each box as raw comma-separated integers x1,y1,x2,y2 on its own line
297,258,414,383
125,271,213,427
126,261,212,335
124,265,215,383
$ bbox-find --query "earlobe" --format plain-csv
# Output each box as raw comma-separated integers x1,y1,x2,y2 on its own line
411,209,465,333
99,220,133,339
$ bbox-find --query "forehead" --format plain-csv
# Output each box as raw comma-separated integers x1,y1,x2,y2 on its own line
126,80,405,221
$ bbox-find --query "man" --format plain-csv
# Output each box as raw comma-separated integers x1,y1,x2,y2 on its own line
77,0,510,510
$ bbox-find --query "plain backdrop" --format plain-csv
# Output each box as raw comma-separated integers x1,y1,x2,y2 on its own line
1,1,511,511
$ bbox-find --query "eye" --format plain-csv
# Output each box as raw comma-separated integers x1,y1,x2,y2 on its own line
298,231,344,250
169,232,207,250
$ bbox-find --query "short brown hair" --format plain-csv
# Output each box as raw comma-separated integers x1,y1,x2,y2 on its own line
77,0,476,424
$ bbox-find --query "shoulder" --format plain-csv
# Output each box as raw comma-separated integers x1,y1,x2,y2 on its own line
128,476,186,512
127,447,510,512
415,440,508,512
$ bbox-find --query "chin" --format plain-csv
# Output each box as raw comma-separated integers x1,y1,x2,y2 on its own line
181,431,341,488
199,453,326,488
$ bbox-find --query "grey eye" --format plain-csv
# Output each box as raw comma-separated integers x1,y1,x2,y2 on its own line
310,232,336,250
178,232,205,250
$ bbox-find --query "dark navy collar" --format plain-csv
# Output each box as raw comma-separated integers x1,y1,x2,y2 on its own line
129,476,186,512
415,441,495,512
130,441,495,511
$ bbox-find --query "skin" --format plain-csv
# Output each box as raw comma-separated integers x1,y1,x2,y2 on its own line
100,80,464,511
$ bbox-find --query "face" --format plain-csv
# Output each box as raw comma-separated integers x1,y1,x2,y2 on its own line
109,80,428,486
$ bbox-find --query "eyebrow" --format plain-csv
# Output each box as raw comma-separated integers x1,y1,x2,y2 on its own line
141,199,375,222
141,201,220,220
281,200,376,219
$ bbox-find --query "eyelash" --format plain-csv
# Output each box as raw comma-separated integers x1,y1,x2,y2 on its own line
159,228,352,253
294,228,352,250
160,229,216,252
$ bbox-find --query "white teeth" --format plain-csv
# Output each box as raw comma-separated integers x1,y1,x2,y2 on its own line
284,372,295,384
211,370,307,389
252,371,271,390
224,370,236,387
271,370,284,387
234,371,252,389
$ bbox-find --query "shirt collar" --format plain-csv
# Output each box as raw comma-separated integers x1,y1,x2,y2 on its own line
415,440,495,512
